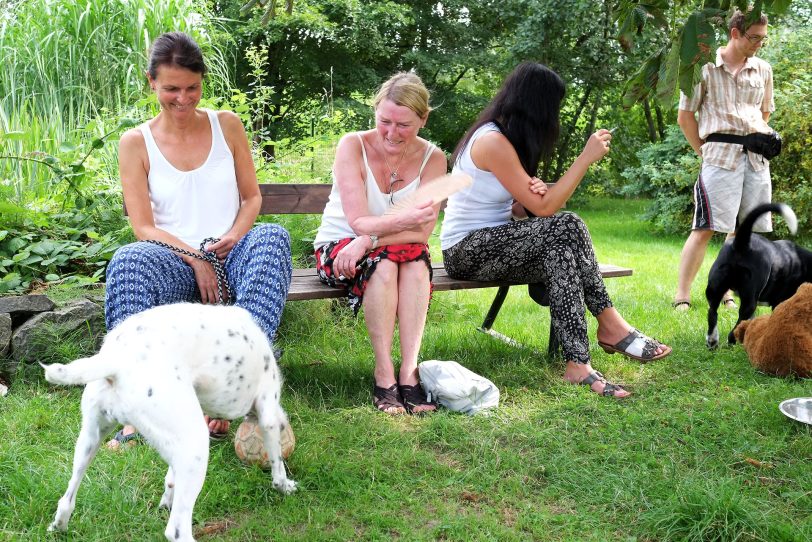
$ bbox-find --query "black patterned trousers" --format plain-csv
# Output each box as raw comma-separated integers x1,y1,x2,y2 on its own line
442,212,612,364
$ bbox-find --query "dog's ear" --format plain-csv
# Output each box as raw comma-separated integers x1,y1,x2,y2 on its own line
733,320,749,343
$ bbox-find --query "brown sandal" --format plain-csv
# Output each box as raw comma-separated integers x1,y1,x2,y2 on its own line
578,370,629,398
373,383,406,415
398,383,437,415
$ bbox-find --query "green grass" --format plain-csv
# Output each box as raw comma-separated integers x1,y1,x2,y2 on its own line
2,198,812,541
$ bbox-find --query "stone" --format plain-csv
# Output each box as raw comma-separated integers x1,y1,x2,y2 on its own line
0,313,10,358
0,295,56,327
10,299,105,366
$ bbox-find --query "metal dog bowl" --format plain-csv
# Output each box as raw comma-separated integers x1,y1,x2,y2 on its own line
779,398,812,425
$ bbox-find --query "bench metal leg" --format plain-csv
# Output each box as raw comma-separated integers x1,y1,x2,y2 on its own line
478,286,527,347
479,285,510,331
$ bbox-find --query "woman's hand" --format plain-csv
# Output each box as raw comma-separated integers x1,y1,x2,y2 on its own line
580,129,612,165
190,258,227,304
333,236,373,279
396,200,438,231
528,176,548,195
205,234,239,261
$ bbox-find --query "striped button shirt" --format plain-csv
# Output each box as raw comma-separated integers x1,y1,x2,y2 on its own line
679,48,775,172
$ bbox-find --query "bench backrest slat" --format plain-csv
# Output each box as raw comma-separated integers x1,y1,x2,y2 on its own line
257,182,556,216
259,184,332,214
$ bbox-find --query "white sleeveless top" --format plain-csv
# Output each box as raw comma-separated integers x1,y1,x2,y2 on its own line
314,134,435,249
140,109,240,248
440,122,513,250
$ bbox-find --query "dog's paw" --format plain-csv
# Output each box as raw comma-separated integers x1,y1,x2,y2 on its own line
274,478,298,495
158,493,173,511
706,327,720,350
47,520,67,532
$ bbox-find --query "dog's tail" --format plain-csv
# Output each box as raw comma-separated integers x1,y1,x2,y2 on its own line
41,354,117,386
733,202,797,252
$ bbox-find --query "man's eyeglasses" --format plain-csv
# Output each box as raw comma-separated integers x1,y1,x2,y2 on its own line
743,31,768,44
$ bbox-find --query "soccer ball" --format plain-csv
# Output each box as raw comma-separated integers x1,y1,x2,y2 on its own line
234,414,295,467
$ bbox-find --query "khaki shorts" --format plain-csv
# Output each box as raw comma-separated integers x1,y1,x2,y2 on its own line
692,154,772,233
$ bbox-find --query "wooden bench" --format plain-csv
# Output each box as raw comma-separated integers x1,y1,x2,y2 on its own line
261,183,633,355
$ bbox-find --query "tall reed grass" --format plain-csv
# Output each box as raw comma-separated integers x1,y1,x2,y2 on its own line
0,0,233,203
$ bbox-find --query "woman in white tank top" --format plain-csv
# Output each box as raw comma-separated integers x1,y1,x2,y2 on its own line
441,63,672,399
313,72,447,415
104,32,292,447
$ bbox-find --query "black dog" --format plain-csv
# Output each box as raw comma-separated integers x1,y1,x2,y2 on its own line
706,203,811,349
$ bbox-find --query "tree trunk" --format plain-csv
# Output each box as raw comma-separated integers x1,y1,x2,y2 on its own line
642,99,657,142
553,86,592,179
585,91,602,139
654,102,666,141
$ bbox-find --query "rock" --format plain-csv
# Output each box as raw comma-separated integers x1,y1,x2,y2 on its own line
10,299,105,367
0,295,56,327
0,313,10,358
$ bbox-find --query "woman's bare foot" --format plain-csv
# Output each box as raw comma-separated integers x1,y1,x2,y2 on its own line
595,308,670,359
204,415,230,437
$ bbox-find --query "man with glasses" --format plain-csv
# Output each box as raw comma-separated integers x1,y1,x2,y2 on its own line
672,8,775,311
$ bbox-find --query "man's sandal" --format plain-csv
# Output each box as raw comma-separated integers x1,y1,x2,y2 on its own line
578,370,629,398
106,429,141,450
722,296,737,309
598,328,672,363
398,383,437,415
672,300,691,311
373,382,406,415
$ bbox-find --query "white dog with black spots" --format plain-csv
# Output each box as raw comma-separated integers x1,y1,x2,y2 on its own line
43,303,296,542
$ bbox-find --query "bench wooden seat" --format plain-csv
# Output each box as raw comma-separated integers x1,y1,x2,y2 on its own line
263,183,633,355
288,262,633,301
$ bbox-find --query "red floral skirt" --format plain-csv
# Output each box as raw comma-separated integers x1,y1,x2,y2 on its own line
315,238,433,314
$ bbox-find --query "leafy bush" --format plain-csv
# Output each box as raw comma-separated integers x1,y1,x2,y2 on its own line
762,26,812,237
0,117,137,293
620,125,700,235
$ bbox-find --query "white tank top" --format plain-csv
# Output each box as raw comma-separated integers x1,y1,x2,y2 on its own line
440,122,513,250
314,134,435,249
140,109,239,248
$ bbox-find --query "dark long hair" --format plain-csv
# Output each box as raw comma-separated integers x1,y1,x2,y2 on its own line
452,62,565,176
148,32,207,78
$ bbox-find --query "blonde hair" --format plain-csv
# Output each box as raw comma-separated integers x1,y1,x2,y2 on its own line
373,72,432,119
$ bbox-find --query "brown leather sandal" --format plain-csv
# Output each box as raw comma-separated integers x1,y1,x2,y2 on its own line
578,370,629,398
373,383,406,415
398,382,437,415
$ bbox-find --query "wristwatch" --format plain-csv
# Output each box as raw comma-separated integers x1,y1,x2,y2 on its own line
368,234,379,250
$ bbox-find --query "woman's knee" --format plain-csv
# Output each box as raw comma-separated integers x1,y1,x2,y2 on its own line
247,223,291,251
107,242,170,282
398,260,430,283
369,259,399,287
551,212,591,244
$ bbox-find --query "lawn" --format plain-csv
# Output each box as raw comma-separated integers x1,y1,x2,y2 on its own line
1,197,810,541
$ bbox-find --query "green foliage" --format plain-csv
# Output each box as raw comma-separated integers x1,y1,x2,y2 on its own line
617,0,794,107
0,0,231,122
761,25,812,236
620,125,701,234
0,203,131,294
642,478,798,541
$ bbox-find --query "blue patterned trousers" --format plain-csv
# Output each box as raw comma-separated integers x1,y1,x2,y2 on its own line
105,224,292,342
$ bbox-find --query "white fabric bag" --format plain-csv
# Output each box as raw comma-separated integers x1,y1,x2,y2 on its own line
418,360,499,415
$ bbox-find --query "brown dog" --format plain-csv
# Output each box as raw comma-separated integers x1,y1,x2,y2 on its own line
733,283,812,377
